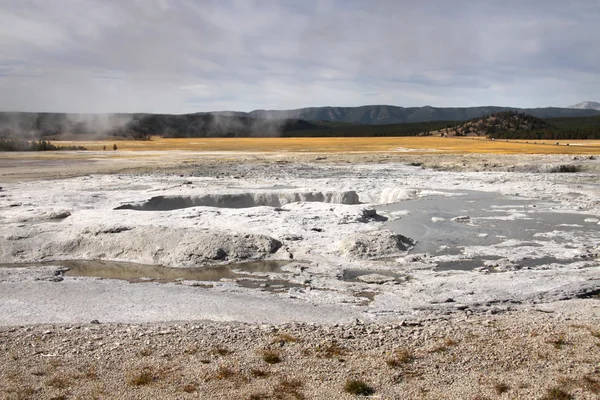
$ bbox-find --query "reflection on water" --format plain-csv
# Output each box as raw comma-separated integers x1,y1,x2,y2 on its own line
1,259,289,283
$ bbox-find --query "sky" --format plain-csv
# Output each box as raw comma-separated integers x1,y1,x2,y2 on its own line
0,0,599,114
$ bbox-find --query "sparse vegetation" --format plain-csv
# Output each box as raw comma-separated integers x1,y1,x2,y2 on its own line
127,367,156,386
215,365,236,380
250,368,270,378
494,382,510,394
540,387,574,400
386,348,414,367
273,333,300,344
260,349,282,364
316,342,346,359
138,347,153,357
211,346,232,357
182,383,197,393
274,378,305,400
344,379,375,396
46,375,71,389
546,334,568,349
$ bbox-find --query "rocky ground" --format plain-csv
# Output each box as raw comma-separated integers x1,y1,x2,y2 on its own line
2,308,600,400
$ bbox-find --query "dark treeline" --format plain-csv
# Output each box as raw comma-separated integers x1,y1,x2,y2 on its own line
1,111,599,140
0,139,87,151
447,111,600,140
491,114,600,140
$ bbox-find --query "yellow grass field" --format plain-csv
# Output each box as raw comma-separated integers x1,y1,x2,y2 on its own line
50,136,600,155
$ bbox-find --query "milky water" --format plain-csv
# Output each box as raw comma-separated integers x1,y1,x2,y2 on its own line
379,190,599,268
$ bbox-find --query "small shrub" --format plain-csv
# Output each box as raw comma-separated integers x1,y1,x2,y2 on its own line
316,342,346,359
249,393,270,400
128,367,156,386
215,365,236,380
581,375,600,394
540,387,573,400
182,383,197,393
274,378,304,400
344,379,375,396
138,348,153,357
494,382,510,394
211,346,232,357
386,348,413,368
261,349,282,364
546,334,568,349
46,376,71,389
549,165,581,173
250,368,270,378
273,333,300,344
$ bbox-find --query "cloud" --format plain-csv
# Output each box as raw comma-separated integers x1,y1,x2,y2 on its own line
0,0,599,113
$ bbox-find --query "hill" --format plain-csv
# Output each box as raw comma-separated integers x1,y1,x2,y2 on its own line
443,111,600,140
569,101,600,111
223,105,600,125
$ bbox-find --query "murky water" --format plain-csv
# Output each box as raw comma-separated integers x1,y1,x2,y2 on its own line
1,259,290,283
341,269,405,283
434,256,570,272
380,190,599,256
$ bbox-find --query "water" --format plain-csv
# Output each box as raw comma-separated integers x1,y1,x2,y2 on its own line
1,259,290,283
379,190,599,256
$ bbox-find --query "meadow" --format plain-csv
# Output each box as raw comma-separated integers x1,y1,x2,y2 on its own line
49,136,600,155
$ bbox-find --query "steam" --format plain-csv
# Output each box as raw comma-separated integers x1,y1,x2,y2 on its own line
0,112,133,139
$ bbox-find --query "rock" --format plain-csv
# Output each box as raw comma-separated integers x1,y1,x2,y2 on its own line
90,320,101,324
357,274,396,284
339,230,414,259
1,226,283,267
451,216,470,222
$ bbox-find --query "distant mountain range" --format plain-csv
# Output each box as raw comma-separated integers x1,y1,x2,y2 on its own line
569,101,600,111
208,105,600,125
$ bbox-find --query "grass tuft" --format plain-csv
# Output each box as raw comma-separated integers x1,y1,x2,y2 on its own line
261,349,282,364
316,342,346,359
127,367,156,386
274,378,305,400
211,346,232,357
46,376,71,389
386,348,413,368
494,382,510,394
545,334,568,349
540,387,573,400
250,368,270,378
182,383,197,393
273,333,300,344
344,379,375,396
215,365,236,380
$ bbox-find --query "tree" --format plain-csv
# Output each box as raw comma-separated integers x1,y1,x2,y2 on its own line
113,143,117,151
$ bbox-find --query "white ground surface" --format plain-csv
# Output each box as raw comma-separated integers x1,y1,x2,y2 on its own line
1,155,599,326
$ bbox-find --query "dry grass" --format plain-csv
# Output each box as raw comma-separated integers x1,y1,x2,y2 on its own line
540,387,574,400
386,348,414,368
127,366,158,386
273,333,300,344
46,375,71,389
545,334,568,349
344,378,375,396
316,342,346,359
210,346,232,357
494,382,511,394
274,378,305,400
260,349,282,364
36,137,600,155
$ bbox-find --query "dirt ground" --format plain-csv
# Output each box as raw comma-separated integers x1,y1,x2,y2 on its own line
2,306,600,400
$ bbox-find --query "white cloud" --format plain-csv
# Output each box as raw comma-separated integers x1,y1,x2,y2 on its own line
0,0,599,112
